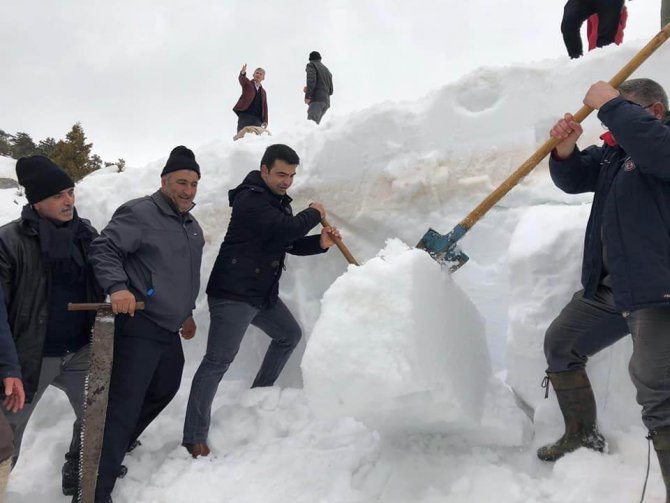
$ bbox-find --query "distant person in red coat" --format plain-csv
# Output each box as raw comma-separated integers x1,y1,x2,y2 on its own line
561,0,625,59
233,64,268,134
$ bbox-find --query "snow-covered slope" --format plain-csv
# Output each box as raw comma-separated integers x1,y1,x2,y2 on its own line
4,39,670,502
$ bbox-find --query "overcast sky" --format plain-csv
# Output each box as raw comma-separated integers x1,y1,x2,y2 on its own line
0,0,661,166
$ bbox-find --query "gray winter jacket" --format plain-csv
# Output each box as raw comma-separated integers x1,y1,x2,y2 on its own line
305,60,333,105
90,190,204,333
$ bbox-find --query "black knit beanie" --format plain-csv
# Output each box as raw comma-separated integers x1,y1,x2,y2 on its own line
16,155,74,204
161,145,201,178
309,51,321,61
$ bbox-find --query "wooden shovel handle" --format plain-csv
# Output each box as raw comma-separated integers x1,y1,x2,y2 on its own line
460,22,670,231
68,302,146,311
321,218,359,266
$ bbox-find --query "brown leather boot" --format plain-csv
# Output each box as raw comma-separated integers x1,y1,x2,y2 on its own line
651,426,670,503
183,442,211,459
537,369,606,461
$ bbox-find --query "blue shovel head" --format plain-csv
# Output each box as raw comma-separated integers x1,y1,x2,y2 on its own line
415,226,470,273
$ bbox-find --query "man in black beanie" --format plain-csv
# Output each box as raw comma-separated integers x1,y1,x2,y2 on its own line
304,50,333,124
89,145,204,502
0,155,103,497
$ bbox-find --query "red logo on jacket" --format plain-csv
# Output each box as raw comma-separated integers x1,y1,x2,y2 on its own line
623,158,636,172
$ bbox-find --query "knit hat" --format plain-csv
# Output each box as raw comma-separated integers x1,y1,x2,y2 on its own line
16,155,74,204
161,145,201,178
309,51,321,61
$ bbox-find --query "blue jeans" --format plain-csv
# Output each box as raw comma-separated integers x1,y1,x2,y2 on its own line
183,296,302,444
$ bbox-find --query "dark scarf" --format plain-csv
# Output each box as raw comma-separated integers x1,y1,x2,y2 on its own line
21,205,91,281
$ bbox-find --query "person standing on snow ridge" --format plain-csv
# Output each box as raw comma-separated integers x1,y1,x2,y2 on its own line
0,287,25,498
0,155,102,498
304,51,333,125
182,143,340,458
89,146,204,503
561,0,625,58
233,64,268,135
538,78,670,502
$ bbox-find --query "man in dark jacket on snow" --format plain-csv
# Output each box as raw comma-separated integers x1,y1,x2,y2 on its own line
233,63,268,134
0,155,102,497
538,78,670,501
561,0,625,58
90,146,204,502
182,143,339,458
304,51,333,124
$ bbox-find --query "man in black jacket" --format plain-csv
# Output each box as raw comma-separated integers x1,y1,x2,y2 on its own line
182,144,339,458
538,78,670,501
304,51,333,124
0,155,102,497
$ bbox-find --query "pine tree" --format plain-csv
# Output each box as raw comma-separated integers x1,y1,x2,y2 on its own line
10,132,39,159
50,123,95,182
0,130,12,157
37,137,57,157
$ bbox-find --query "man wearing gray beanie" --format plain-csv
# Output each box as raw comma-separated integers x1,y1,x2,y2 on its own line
89,145,204,503
0,155,103,498
304,50,334,124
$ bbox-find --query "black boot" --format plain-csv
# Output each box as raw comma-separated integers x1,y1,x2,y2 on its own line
62,458,79,496
537,369,606,461
651,426,670,503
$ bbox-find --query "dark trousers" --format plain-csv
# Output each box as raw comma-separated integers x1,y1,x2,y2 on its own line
96,315,184,500
0,411,12,463
3,345,88,465
307,102,329,124
561,0,624,58
182,296,301,444
236,113,263,133
544,285,670,430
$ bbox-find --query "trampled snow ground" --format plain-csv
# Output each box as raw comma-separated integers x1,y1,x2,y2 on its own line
3,25,670,503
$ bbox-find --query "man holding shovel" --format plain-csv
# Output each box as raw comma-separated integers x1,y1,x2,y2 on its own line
539,78,670,500
182,143,339,458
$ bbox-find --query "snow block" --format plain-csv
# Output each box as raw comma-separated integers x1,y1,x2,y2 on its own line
302,239,492,433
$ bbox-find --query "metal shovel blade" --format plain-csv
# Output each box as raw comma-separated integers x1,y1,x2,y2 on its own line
416,225,470,273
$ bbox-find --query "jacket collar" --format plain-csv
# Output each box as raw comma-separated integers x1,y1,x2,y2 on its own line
229,170,293,206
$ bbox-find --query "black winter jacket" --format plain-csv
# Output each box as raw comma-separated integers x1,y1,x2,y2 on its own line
0,207,102,402
206,170,326,308
549,96,670,311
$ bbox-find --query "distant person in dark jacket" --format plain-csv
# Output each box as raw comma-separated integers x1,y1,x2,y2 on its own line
663,0,670,28
537,78,670,502
90,146,204,503
304,51,333,124
233,64,268,134
182,144,340,458
0,155,101,498
561,0,625,58
0,287,24,498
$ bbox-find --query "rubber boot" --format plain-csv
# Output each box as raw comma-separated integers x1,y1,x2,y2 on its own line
537,369,606,461
651,426,670,503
